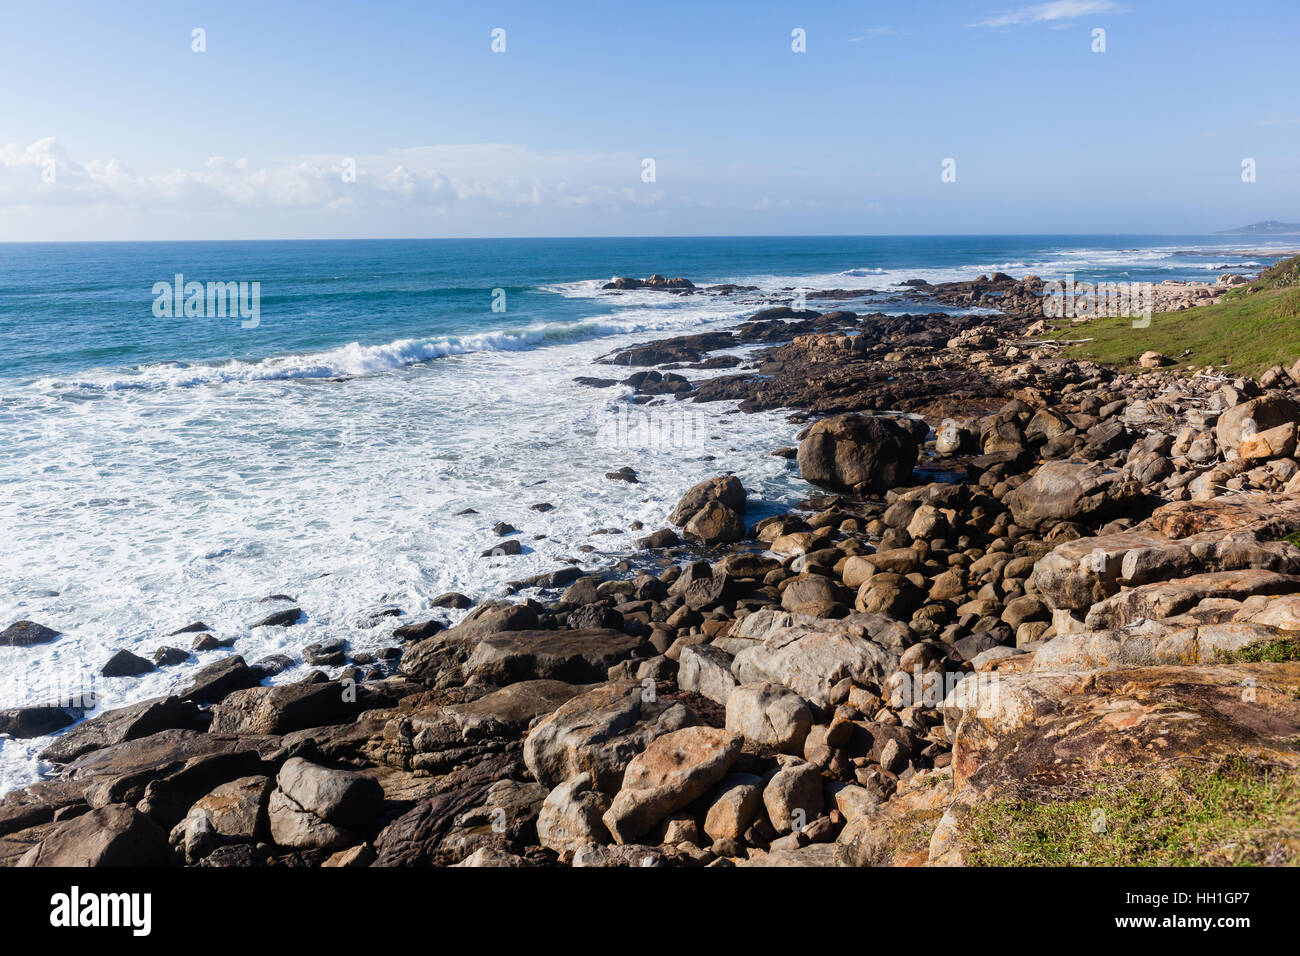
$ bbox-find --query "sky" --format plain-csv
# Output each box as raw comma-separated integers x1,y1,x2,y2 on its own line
1,0,1297,240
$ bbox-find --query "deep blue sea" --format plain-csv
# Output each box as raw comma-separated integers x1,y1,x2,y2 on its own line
0,233,1293,790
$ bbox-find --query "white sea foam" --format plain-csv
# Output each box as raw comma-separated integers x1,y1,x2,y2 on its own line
0,301,804,793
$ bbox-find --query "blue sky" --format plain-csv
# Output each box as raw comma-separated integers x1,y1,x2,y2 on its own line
1,0,1297,239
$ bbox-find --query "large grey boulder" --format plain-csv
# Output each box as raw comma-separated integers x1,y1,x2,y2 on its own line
677,644,738,705
731,618,900,709
724,683,813,754
276,757,383,831
536,772,611,858
797,414,922,494
1005,461,1140,529
523,682,697,794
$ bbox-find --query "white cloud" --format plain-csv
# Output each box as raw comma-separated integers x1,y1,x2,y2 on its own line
973,0,1118,28
0,139,666,215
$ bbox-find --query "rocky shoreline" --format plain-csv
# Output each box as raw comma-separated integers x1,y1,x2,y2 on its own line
4,271,1300,867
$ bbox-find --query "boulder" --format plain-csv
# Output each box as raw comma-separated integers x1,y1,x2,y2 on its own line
208,680,369,736
179,774,272,843
762,761,824,833
1005,461,1140,529
524,682,698,794
796,414,922,494
602,727,742,844
731,617,901,709
268,787,357,852
15,805,171,867
703,772,765,842
101,649,154,678
1215,394,1300,455
669,476,747,545
0,705,80,739
180,655,261,705
0,621,60,648
536,772,612,858
276,757,384,831
724,683,813,754
677,644,738,705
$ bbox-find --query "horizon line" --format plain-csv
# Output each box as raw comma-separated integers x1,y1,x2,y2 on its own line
1,229,1289,245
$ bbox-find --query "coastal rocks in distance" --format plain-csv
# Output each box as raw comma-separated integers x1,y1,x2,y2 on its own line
0,620,60,648
636,528,680,549
623,370,692,397
431,592,474,609
602,274,695,291
153,646,190,667
797,414,924,494
482,539,523,557
669,475,747,545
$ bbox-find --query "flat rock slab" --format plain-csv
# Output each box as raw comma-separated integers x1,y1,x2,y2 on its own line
1143,495,1300,540
1083,569,1300,629
408,679,591,751
731,618,899,709
40,695,203,764
466,629,648,685
739,843,839,867
943,661,1300,793
1028,622,1284,672
208,679,409,736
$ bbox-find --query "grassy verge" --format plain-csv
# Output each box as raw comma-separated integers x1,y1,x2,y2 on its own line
1215,635,1300,664
964,757,1300,866
1047,285,1300,377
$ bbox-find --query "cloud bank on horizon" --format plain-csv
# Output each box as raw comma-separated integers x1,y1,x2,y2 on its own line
0,0,1296,240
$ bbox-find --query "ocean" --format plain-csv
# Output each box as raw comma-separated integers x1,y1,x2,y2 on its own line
0,233,1292,793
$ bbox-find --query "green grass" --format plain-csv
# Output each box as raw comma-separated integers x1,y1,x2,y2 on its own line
1231,254,1300,294
1048,254,1300,377
965,757,1300,866
1215,636,1300,664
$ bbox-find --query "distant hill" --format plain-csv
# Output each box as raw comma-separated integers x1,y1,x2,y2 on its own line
1217,220,1300,235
